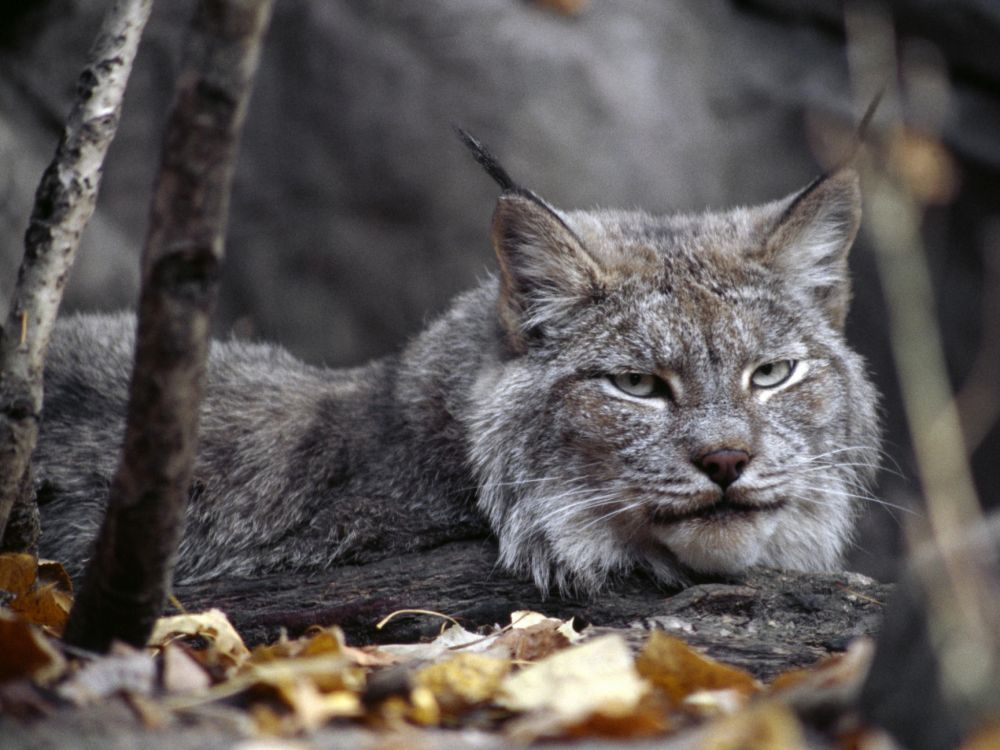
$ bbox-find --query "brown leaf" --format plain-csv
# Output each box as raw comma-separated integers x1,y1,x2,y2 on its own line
36,559,73,594
9,583,73,635
0,609,65,684
494,611,577,661
0,553,37,597
635,630,761,706
496,622,570,662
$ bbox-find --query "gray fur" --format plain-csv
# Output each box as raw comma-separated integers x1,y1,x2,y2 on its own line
35,165,880,594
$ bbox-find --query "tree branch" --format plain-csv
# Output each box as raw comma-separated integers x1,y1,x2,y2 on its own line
63,0,275,653
0,0,152,552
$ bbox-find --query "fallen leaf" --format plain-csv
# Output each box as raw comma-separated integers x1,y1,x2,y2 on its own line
413,652,510,717
498,634,650,736
161,642,212,695
495,611,579,661
265,678,362,732
246,652,365,695
769,638,874,696
57,644,156,704
36,559,73,594
0,553,37,597
696,700,805,750
635,630,761,706
9,583,73,635
682,688,752,720
149,608,250,674
0,609,65,683
377,623,502,661
251,626,348,663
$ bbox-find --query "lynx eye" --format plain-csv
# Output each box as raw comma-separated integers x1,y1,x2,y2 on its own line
750,360,797,388
609,372,664,398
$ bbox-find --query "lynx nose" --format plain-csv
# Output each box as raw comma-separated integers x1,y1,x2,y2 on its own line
695,449,750,489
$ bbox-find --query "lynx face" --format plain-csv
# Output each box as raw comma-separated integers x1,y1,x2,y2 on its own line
468,170,880,593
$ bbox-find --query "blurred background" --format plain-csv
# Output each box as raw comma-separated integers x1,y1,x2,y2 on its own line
0,0,996,582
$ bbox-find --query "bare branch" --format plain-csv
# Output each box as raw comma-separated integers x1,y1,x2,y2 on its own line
63,0,275,653
0,0,153,550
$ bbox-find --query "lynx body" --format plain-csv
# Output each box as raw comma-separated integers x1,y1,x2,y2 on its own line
36,140,880,593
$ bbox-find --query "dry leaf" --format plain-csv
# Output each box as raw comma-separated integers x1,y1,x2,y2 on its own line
161,642,212,695
0,609,65,683
377,623,501,662
251,626,348,663
635,630,761,706
266,679,362,732
768,638,874,721
9,583,73,635
0,553,38,597
57,644,156,704
0,555,74,635
246,653,366,695
682,688,752,720
36,559,73,594
696,700,805,750
498,634,650,737
496,623,570,662
149,608,250,674
495,611,579,661
413,652,510,716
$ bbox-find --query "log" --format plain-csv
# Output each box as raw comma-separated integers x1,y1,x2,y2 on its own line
174,538,891,681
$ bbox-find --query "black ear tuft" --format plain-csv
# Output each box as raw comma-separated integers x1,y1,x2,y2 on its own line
454,127,520,192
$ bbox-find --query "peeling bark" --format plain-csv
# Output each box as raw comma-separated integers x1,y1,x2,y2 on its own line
63,0,275,653
0,0,152,553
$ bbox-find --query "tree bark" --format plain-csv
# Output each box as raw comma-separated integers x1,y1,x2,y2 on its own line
0,0,152,553
63,0,274,653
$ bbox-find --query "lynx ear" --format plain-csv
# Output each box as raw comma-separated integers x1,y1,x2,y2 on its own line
762,169,862,329
491,193,602,350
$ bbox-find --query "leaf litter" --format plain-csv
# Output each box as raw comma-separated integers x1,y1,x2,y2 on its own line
0,553,902,745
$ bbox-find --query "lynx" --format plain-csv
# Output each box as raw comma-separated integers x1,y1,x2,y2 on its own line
36,133,880,593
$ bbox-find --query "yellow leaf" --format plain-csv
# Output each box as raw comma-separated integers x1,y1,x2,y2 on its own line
247,653,366,694
250,626,347,663
270,679,362,731
498,635,648,722
0,608,65,683
697,700,805,750
149,608,249,672
9,583,73,635
0,553,37,597
407,685,441,726
414,652,510,716
299,627,347,657
635,630,761,706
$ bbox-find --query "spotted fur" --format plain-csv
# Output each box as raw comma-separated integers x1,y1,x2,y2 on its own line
35,151,880,593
